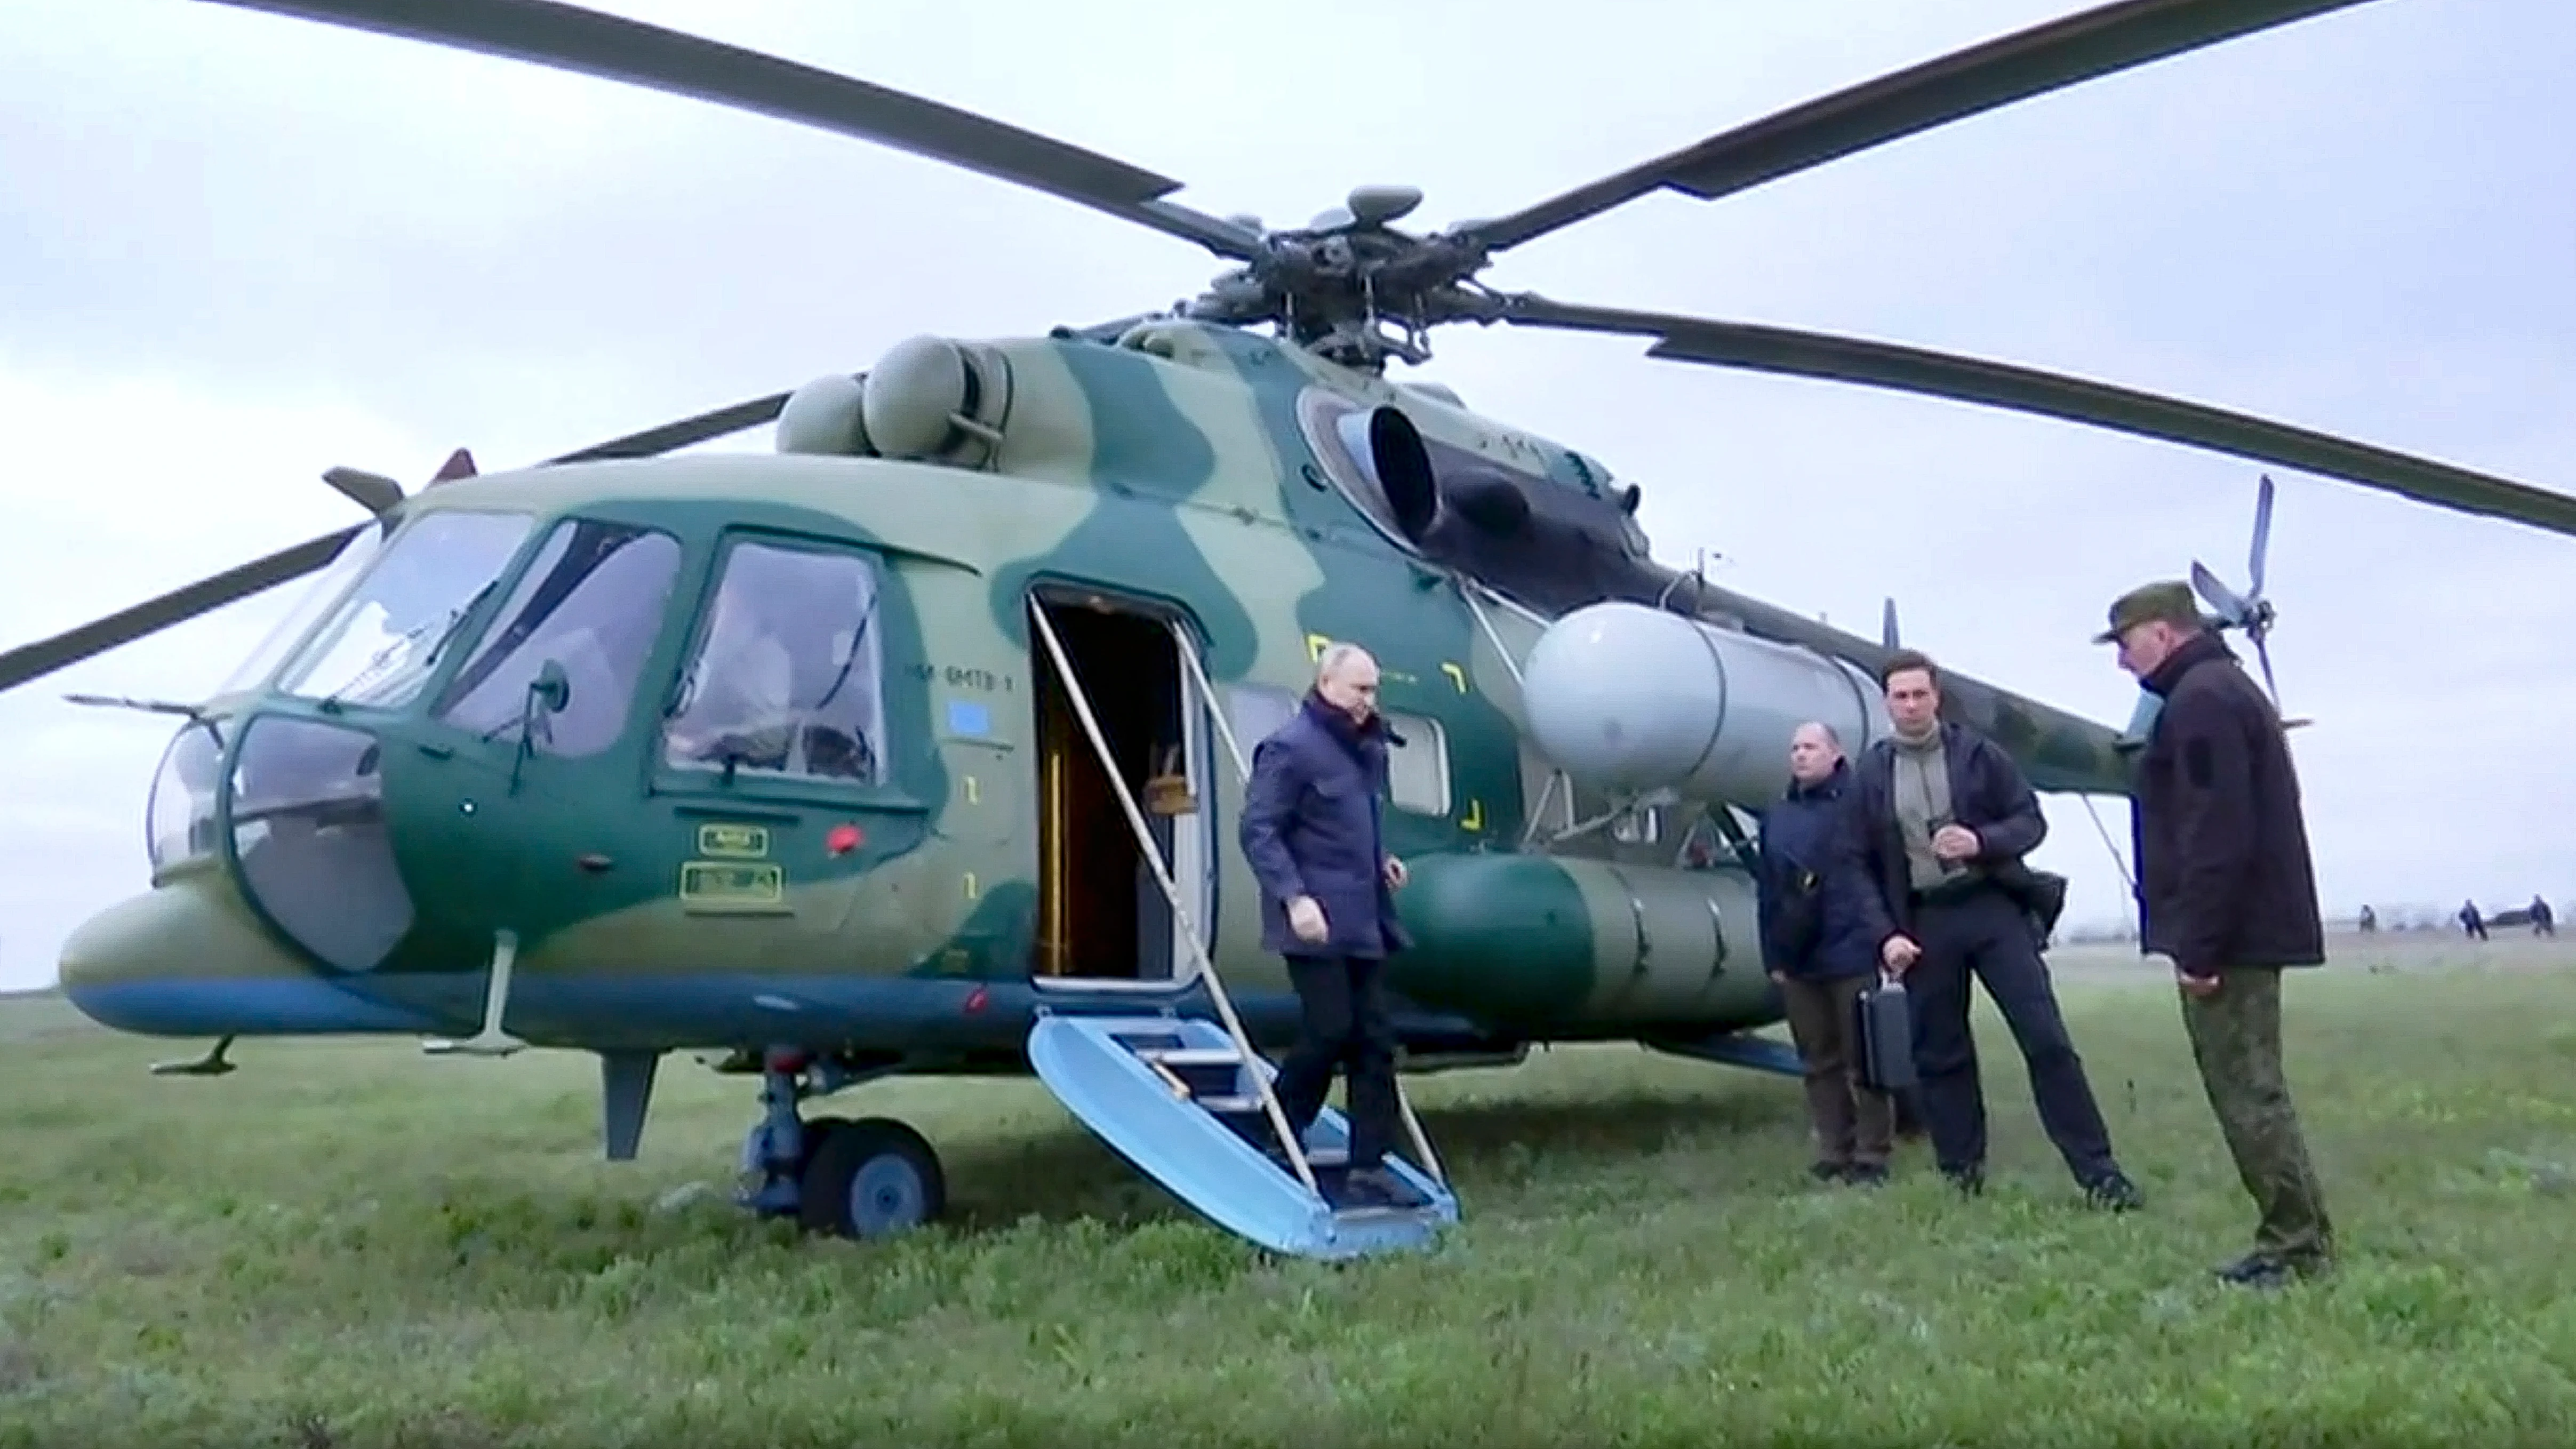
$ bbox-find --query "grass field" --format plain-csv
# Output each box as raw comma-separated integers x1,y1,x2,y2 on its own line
5,936,2576,1446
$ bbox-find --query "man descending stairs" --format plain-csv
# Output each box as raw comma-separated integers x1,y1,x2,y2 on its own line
1234,643,1420,1212
1138,1035,1428,1212
1021,605,1455,1260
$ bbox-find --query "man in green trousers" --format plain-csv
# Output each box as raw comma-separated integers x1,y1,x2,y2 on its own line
2099,580,2335,1288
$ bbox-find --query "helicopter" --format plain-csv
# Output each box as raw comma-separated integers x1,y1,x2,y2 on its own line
7,0,2576,1257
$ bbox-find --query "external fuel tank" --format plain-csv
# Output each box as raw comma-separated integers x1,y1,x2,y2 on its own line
1519,600,1893,807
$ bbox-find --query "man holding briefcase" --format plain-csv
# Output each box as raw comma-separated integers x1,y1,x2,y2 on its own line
1844,651,2144,1210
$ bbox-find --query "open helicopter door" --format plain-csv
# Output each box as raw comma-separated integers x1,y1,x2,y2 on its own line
1020,598,1458,1260
1023,588,1209,996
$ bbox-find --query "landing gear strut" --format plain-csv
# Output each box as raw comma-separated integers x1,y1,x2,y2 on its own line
735,1051,947,1239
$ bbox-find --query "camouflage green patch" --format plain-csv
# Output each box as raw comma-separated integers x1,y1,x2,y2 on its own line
1388,852,1596,1026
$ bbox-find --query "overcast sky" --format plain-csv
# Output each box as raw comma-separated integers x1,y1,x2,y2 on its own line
3,0,2571,993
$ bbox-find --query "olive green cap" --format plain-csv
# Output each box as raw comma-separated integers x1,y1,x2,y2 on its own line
2092,579,2204,644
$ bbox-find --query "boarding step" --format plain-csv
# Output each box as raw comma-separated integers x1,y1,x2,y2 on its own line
1136,1046,1242,1066
1026,976,1201,1021
1026,1013,1458,1260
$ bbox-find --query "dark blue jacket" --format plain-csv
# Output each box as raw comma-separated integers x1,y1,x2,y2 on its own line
1237,693,1411,959
1755,759,1879,980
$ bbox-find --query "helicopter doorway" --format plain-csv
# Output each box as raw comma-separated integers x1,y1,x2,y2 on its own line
1026,590,1211,989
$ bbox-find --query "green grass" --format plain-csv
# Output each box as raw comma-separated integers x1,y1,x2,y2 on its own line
6,941,2576,1446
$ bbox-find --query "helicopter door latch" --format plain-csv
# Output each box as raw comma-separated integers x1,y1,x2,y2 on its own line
423,929,529,1058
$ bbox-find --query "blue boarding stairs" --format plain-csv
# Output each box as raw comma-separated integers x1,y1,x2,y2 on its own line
1028,1010,1458,1260
1021,603,1459,1261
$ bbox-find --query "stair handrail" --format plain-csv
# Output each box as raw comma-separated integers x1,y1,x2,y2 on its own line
1025,601,1322,1198
1173,641,1448,1188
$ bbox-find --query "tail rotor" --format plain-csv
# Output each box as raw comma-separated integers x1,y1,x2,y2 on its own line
2188,474,2306,727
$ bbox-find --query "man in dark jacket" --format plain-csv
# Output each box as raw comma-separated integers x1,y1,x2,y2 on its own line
1844,650,2142,1208
1757,721,1895,1186
2102,580,2332,1287
1238,642,1412,1204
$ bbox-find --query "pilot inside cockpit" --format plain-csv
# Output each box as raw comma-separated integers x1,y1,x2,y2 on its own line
662,545,882,782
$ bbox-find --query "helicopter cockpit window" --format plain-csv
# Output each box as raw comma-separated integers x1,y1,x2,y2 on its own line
661,538,886,786
217,524,386,698
271,510,537,711
431,518,683,758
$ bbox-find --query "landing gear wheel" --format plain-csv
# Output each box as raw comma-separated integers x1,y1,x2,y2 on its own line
739,1115,857,1218
797,1116,946,1240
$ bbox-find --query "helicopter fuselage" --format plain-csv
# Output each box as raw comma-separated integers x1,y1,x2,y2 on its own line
57,319,2134,1073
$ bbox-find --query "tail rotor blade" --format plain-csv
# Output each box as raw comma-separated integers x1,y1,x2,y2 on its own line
2189,560,2249,624
2252,631,2284,711
2247,473,2275,597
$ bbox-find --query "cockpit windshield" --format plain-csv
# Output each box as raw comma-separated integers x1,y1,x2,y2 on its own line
213,524,388,699
270,510,537,711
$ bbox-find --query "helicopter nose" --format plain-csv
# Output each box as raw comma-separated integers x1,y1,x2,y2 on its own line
58,868,433,1037
63,709,442,1039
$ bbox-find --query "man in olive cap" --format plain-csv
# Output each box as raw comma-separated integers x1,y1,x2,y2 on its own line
2100,579,2333,1288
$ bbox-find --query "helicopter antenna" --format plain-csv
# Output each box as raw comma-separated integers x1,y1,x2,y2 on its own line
2079,795,2138,901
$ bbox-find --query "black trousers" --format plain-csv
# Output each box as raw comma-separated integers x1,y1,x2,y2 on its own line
1907,887,2119,1185
1274,952,1403,1170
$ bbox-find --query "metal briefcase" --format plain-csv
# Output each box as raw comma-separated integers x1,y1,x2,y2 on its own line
1853,974,1917,1093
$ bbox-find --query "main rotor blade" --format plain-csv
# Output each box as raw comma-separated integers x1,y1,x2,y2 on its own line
0,526,364,695
1460,0,2377,255
543,389,792,464
1494,295,2576,538
202,0,1264,261
1,383,806,697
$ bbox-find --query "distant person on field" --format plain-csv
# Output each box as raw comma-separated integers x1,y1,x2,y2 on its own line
2460,900,2487,941
1756,721,1894,1188
1237,641,1411,1207
2101,580,2333,1289
1841,650,2142,1209
2529,895,2554,938
2356,904,2376,935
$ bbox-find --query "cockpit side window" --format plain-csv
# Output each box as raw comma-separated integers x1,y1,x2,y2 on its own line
661,537,887,786
431,518,684,758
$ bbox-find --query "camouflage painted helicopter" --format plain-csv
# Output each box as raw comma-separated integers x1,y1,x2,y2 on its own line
9,0,2576,1254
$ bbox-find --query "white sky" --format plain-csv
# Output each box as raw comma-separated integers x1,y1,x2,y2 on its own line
3,0,2571,989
